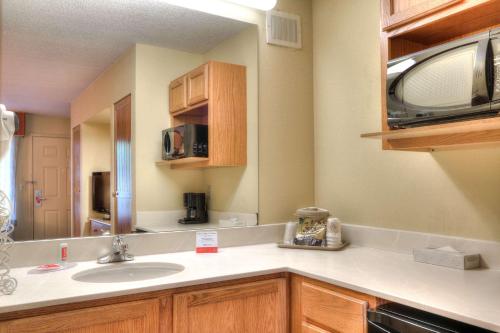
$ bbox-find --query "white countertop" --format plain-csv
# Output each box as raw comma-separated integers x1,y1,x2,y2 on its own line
3,244,500,331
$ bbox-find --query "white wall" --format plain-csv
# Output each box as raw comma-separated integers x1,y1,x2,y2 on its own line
313,0,500,241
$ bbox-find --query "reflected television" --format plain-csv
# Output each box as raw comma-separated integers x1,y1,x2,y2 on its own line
92,171,110,214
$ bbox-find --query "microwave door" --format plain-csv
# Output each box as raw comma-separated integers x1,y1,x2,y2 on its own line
491,28,500,109
387,31,492,128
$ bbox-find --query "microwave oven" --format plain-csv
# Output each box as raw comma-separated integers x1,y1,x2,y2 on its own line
162,124,208,160
387,28,500,129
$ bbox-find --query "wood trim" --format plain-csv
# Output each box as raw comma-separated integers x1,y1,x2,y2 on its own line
13,112,25,136
71,125,81,237
170,100,208,117
113,94,133,234
382,0,462,31
385,0,498,39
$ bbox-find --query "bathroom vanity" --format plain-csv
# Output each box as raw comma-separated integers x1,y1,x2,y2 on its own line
1,242,499,333
0,273,378,333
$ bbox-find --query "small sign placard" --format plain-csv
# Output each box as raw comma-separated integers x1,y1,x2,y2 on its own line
196,231,218,253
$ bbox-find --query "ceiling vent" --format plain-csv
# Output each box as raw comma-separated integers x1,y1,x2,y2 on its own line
266,11,302,49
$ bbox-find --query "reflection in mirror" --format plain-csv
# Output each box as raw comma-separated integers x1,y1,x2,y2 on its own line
0,1,258,241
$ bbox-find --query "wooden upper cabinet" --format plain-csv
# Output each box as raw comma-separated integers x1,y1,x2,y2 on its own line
169,76,188,113
187,64,209,106
381,0,462,30
173,278,287,333
0,299,159,333
164,61,247,169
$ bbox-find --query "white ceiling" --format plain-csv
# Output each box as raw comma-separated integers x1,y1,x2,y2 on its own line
0,0,251,117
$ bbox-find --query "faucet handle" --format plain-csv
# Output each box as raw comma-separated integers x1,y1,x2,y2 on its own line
112,235,127,253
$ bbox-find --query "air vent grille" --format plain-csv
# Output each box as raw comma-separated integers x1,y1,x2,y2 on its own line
266,11,302,49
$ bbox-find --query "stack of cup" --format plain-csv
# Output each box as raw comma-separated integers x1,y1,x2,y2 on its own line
283,221,298,245
326,218,342,248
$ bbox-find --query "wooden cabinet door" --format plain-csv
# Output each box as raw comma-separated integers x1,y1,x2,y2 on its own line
291,275,377,333
173,278,287,333
0,299,159,333
169,76,187,113
187,64,209,106
381,0,462,30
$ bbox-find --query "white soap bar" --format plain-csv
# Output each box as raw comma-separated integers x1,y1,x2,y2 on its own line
413,247,480,270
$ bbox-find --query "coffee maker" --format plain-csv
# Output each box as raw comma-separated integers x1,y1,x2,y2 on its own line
178,192,208,224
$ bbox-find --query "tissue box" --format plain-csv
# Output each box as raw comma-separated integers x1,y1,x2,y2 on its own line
413,247,480,270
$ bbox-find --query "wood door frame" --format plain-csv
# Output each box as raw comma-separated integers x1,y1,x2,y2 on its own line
113,94,133,234
71,126,81,237
31,135,71,240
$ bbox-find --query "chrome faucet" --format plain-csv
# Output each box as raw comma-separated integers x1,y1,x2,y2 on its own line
97,235,134,264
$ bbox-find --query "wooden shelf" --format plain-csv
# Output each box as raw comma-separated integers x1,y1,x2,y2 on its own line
361,116,500,151
156,157,209,169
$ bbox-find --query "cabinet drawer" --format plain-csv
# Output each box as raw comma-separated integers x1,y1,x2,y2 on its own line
301,282,368,333
169,76,187,113
187,64,209,106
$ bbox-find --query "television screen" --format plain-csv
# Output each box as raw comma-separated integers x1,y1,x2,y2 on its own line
92,172,110,214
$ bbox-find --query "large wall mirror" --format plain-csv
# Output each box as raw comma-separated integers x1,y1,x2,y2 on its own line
0,1,259,240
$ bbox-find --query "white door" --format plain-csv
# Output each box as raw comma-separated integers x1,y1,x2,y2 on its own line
33,136,70,239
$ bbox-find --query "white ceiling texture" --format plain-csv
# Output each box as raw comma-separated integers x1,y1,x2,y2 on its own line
0,0,251,117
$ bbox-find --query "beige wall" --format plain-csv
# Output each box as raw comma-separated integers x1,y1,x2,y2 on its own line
13,114,70,241
70,0,316,226
134,44,206,212
71,48,135,128
312,0,500,241
202,26,259,213
25,114,71,136
80,122,112,232
186,0,315,222
135,26,259,215
257,0,315,223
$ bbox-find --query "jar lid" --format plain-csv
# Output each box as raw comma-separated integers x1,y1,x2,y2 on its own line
295,207,330,219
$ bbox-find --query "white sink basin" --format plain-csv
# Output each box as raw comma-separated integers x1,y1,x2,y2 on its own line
72,262,184,283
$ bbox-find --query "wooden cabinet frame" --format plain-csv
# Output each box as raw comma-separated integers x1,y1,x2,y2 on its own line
362,0,500,151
